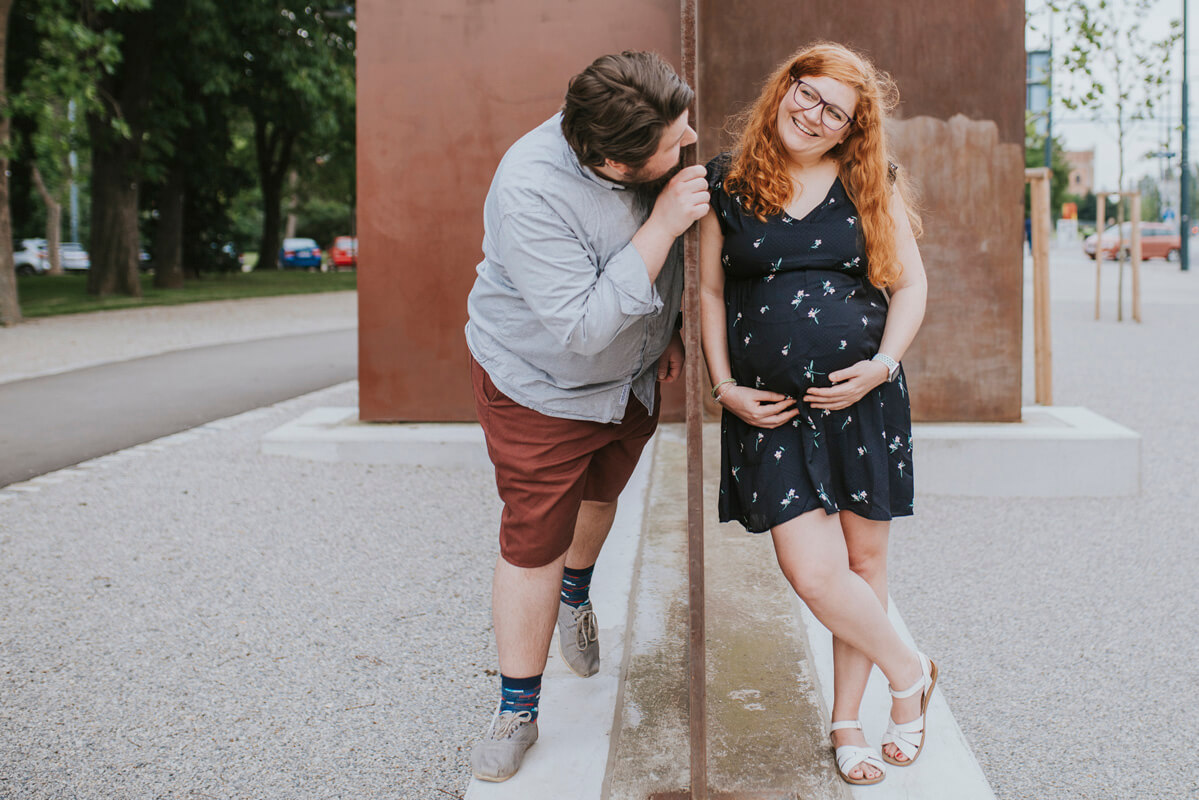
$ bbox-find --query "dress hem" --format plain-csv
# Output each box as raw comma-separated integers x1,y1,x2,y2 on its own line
720,502,914,535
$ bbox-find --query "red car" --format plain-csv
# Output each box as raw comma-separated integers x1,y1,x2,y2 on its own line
329,236,358,270
1083,222,1181,262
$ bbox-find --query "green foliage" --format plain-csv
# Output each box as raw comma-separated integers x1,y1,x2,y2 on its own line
1024,118,1074,219
225,3,356,263
1068,190,1097,225
295,195,354,250
6,0,356,281
1136,176,1162,221
7,0,127,240
9,0,150,165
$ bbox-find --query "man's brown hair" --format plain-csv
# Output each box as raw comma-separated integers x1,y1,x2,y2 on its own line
561,51,693,170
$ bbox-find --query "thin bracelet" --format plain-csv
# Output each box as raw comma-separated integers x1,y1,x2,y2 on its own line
711,378,736,399
714,382,738,404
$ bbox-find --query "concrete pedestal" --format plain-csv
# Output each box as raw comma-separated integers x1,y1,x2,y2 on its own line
263,405,1140,499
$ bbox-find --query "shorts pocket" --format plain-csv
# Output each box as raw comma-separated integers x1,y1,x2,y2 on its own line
472,358,507,405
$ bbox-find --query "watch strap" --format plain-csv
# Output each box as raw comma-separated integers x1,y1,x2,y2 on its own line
872,353,900,382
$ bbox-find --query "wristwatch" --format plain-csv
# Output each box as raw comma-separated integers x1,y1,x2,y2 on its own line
872,353,900,383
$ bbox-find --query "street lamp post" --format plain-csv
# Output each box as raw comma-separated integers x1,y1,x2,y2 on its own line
1045,10,1054,174
1182,0,1190,271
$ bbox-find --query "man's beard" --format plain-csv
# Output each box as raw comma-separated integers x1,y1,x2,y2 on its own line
626,161,684,214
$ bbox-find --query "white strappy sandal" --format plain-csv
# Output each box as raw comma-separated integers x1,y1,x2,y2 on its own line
881,652,938,767
829,720,887,785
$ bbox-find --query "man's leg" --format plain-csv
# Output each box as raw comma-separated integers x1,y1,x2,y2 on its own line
556,396,660,677
564,500,619,570
470,356,594,781
494,550,570,678
555,500,616,678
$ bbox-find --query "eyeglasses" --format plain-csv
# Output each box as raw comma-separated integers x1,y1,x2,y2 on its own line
789,78,854,132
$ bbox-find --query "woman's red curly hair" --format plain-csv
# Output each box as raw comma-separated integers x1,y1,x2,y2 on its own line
725,42,920,289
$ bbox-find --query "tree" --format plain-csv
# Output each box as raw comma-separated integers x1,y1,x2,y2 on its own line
83,0,154,297
227,4,355,269
1051,0,1181,192
135,0,242,287
8,1,68,274
0,0,19,326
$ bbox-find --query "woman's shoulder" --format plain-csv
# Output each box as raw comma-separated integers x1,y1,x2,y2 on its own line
705,152,734,190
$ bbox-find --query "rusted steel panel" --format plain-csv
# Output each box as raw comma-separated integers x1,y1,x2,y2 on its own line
697,0,1025,421
891,116,1025,421
357,0,683,421
681,6,708,798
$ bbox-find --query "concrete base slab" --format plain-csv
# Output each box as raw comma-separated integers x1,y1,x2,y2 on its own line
799,600,996,800
649,793,801,799
914,405,1140,496
263,403,1139,498
607,426,847,800
260,406,491,467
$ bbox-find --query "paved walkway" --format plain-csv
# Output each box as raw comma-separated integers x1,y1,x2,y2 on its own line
0,329,356,487
1,253,1197,799
0,292,357,384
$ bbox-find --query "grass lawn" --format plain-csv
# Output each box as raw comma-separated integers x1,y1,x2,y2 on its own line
16,270,357,318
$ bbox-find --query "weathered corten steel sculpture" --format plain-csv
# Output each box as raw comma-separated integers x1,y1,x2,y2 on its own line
357,0,1024,423
356,0,684,421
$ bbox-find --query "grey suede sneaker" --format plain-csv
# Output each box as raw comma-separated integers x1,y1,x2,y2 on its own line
557,600,600,677
470,707,538,782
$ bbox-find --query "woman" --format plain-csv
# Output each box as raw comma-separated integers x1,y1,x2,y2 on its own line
698,42,932,786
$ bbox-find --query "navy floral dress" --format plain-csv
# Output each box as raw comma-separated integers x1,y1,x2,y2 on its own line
709,154,914,533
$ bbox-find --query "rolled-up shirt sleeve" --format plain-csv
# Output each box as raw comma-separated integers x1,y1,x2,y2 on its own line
496,201,664,356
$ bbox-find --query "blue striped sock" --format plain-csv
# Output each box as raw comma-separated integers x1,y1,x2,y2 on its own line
560,564,595,608
499,673,541,721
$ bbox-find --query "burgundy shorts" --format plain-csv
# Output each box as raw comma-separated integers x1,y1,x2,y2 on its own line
471,356,660,568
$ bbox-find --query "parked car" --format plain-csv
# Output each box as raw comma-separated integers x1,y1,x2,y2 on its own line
328,235,357,270
279,237,322,269
56,243,91,271
13,238,48,275
1083,222,1181,261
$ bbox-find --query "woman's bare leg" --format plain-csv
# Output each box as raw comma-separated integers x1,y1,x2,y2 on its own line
828,513,892,777
771,509,921,769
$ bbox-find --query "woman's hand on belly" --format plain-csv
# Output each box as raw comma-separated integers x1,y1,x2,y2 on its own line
719,386,800,429
803,359,890,411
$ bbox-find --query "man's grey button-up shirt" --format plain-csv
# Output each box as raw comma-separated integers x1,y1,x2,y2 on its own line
465,114,684,423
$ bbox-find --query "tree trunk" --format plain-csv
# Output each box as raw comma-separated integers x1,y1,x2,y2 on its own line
87,128,143,297
0,0,21,327
261,176,284,270
284,168,299,239
85,5,156,298
31,165,63,275
153,166,185,289
254,113,296,270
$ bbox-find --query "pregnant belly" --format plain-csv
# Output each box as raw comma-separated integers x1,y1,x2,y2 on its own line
727,273,888,396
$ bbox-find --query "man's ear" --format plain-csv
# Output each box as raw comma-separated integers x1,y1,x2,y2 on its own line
603,158,632,178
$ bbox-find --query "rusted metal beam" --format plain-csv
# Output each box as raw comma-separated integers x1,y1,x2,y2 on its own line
1025,167,1053,405
681,0,706,798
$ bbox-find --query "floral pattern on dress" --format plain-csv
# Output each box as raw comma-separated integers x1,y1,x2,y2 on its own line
708,153,914,533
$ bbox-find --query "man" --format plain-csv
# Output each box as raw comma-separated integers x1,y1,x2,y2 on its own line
465,51,708,782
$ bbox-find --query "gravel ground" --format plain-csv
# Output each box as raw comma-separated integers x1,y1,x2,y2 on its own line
0,382,502,800
890,248,1199,800
2,259,1195,799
